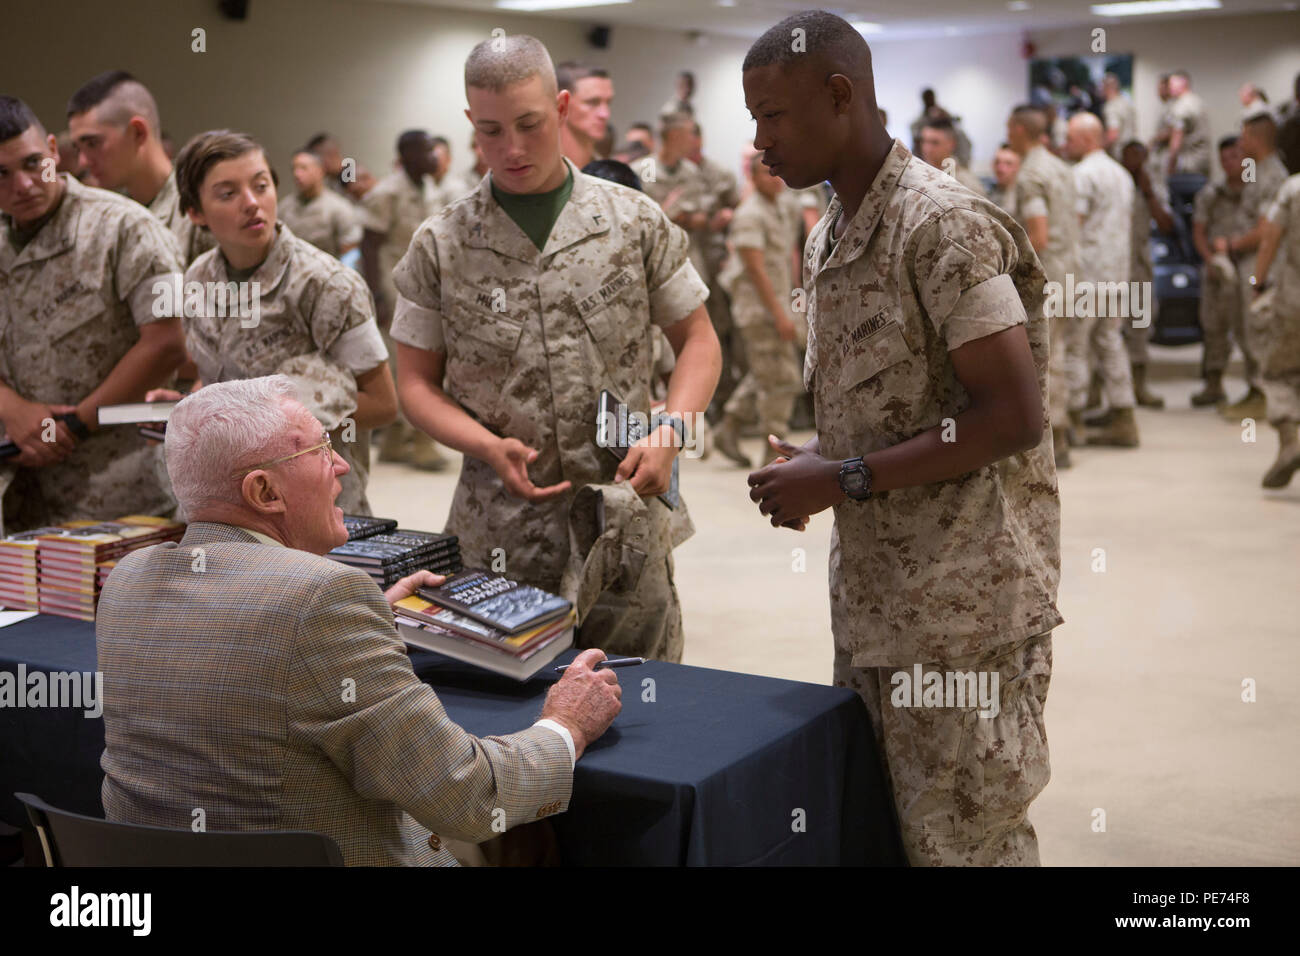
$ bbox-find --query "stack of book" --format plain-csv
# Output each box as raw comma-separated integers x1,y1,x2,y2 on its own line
342,515,397,540
328,522,461,588
393,569,575,680
36,516,185,620
0,527,73,611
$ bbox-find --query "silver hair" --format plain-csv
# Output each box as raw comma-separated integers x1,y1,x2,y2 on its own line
464,34,557,96
165,376,301,513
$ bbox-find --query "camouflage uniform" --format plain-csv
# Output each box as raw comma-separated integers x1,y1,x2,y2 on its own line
948,163,985,198
184,222,389,514
988,183,1018,219
693,155,740,280
0,175,181,533
362,169,444,459
1192,179,1253,377
147,169,217,265
718,190,803,437
1168,91,1212,176
561,481,683,663
279,188,362,259
633,155,709,280
806,141,1062,866
1258,173,1300,424
390,159,707,661
1068,149,1135,411
1240,153,1291,380
361,170,442,315
1014,144,1080,430
1103,94,1137,161
1124,184,1171,365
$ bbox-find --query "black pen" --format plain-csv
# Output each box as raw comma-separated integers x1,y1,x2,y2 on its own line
554,656,647,673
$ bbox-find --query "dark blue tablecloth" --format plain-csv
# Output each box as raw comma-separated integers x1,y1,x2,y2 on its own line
0,614,903,865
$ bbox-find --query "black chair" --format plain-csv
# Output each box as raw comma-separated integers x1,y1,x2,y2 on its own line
1151,262,1203,346
16,792,344,866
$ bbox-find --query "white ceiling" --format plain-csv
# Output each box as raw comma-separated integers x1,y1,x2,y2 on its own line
365,0,1299,41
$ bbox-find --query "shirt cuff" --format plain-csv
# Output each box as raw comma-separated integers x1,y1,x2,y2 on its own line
649,260,709,330
327,320,391,375
129,271,185,325
533,718,576,768
1020,196,1048,220
943,273,1029,351
390,294,445,351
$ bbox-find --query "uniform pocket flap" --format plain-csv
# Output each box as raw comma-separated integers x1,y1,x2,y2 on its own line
450,293,526,353
841,317,912,389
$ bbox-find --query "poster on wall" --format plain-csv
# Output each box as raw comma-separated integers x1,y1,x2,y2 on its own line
1029,52,1134,121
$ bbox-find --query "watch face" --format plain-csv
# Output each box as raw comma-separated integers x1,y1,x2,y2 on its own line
840,462,869,498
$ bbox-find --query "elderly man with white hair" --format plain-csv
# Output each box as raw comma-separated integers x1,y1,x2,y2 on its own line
96,375,622,866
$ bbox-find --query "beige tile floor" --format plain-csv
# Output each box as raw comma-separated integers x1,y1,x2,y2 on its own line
369,344,1299,866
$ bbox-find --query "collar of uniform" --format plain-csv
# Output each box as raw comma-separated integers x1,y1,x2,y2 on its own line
218,220,295,292
466,157,582,264
178,521,263,549
147,169,178,215
818,138,910,272
4,173,82,268
541,157,610,258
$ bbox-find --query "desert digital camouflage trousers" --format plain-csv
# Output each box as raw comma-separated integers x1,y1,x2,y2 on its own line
1048,316,1068,427
834,630,1054,866
1066,313,1136,410
1250,293,1300,425
723,296,803,437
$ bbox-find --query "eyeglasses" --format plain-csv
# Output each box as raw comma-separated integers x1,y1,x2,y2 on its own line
233,430,333,477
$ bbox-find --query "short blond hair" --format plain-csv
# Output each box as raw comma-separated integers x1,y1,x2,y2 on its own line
464,34,557,96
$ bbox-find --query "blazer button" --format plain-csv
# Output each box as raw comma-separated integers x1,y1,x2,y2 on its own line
428,833,442,851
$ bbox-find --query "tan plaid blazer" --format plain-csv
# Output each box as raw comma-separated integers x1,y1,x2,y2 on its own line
96,522,572,866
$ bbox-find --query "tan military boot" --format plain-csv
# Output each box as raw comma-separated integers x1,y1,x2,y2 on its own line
1083,405,1117,427
1085,371,1103,412
1262,424,1300,489
378,421,411,463
1086,406,1140,447
1066,408,1085,447
408,430,449,472
1219,387,1266,421
714,413,752,468
1132,364,1165,409
1190,371,1227,407
1053,426,1071,469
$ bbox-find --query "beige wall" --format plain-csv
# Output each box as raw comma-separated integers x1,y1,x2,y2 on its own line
1,0,755,186
2,2,1295,188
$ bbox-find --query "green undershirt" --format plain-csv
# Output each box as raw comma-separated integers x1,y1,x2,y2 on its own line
490,166,574,252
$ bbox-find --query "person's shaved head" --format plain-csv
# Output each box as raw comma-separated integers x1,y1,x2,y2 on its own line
743,11,876,97
1239,112,1277,159
742,10,887,191
1065,111,1104,160
464,34,557,97
1006,104,1046,155
1010,105,1045,139
67,70,160,137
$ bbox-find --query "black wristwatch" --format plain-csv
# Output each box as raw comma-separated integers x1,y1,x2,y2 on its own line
651,412,687,448
838,456,873,501
61,411,91,440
